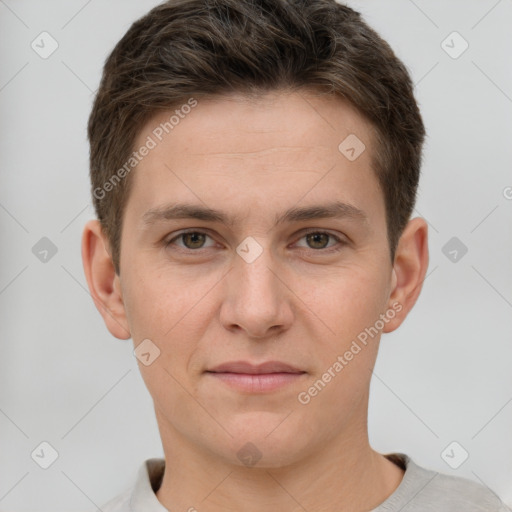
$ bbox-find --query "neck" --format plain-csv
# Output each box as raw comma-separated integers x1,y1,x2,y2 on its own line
155,413,404,512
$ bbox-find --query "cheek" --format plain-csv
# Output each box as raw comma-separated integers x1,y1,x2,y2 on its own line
123,267,221,387
122,261,214,337
300,271,385,416
294,265,389,404
295,263,389,338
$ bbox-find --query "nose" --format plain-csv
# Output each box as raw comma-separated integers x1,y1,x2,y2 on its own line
219,242,294,340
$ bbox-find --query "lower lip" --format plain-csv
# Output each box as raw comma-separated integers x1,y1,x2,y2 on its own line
206,372,306,393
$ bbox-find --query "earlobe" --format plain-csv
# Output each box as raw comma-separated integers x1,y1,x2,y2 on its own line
81,219,131,340
383,217,429,333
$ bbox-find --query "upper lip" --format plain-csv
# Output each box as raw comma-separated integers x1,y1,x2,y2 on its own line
207,361,305,374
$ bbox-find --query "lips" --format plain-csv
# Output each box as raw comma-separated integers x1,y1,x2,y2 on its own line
205,361,306,393
206,360,305,375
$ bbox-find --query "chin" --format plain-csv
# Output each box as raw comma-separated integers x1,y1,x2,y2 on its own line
215,420,313,469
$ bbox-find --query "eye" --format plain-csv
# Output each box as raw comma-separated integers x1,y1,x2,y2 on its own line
294,230,345,252
164,229,347,254
166,230,216,250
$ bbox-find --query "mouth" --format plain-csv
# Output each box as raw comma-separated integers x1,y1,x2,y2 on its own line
205,360,307,393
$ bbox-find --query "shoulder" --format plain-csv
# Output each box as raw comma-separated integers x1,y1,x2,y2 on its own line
99,457,166,512
101,487,132,512
377,453,510,512
423,470,508,511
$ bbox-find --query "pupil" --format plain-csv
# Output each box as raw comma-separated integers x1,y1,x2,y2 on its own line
307,233,328,249
184,233,205,248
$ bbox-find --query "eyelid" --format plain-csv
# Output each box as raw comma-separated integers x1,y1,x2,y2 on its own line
296,227,345,239
166,229,217,249
292,228,347,251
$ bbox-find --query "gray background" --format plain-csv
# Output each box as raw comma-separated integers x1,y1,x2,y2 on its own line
0,0,511,510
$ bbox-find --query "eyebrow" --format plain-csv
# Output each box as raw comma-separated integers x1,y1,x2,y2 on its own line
142,201,367,228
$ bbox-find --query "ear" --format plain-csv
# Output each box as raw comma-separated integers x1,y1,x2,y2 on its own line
383,217,429,333
81,219,131,340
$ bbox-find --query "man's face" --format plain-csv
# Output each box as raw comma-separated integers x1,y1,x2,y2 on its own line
117,91,396,466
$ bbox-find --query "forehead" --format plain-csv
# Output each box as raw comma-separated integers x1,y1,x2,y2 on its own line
138,90,374,151
126,90,383,226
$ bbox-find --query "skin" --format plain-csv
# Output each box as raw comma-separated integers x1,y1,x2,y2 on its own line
82,90,428,511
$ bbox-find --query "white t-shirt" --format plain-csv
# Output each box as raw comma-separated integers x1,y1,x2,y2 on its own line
102,453,509,511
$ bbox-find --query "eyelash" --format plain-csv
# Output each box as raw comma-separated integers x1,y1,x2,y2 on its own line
164,229,347,254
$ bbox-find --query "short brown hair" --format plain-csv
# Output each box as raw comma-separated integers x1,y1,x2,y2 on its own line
88,0,425,275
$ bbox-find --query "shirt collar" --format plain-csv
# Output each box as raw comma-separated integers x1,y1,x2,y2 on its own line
129,453,417,510
129,458,168,511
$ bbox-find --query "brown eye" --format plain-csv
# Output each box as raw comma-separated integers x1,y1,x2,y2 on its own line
305,232,330,249
166,231,215,250
295,231,343,251
181,232,207,249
